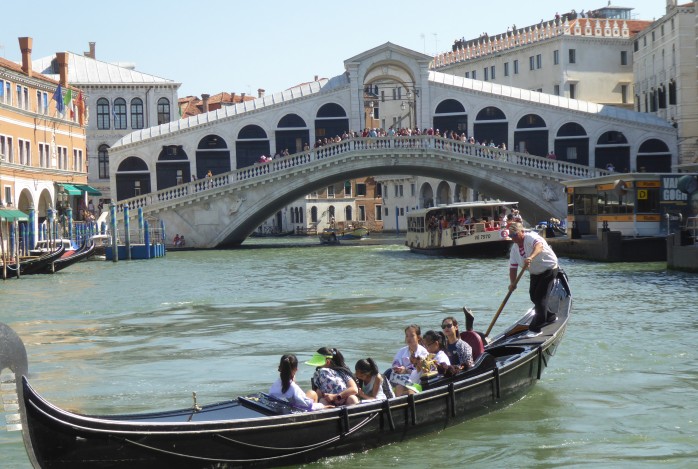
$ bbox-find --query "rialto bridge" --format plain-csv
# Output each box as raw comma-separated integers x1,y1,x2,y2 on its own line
107,43,677,247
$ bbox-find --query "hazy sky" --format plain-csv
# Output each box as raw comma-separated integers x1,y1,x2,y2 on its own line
2,0,668,98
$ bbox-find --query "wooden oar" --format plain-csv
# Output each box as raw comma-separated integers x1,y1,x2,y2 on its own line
485,264,528,337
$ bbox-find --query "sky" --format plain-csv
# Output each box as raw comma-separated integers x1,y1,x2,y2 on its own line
1,0,668,98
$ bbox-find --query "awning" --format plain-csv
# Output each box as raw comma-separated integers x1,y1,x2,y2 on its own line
58,183,82,195
73,184,102,196
0,209,29,221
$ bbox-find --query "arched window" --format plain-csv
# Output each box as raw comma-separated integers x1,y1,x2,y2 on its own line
97,98,110,130
311,206,318,223
131,98,144,129
98,144,110,179
114,98,127,130
157,97,170,125
345,206,353,221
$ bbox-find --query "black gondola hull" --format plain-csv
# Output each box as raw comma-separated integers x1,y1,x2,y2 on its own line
8,272,571,468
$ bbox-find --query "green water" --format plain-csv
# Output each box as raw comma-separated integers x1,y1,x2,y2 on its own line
1,240,697,468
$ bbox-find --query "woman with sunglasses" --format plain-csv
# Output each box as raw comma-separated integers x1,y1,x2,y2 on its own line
440,316,474,369
305,347,359,406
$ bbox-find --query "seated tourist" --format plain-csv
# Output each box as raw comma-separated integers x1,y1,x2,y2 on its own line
306,347,359,406
354,358,387,401
460,307,485,361
268,354,329,411
440,316,474,369
421,330,452,373
388,324,428,396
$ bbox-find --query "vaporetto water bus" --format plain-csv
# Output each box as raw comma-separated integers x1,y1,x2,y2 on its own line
405,201,519,257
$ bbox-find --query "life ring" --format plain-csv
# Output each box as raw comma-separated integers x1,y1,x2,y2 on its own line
500,228,510,239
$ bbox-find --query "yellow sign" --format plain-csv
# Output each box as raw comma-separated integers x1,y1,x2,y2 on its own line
638,189,648,200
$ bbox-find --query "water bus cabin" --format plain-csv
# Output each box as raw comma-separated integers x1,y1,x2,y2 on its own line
405,201,518,256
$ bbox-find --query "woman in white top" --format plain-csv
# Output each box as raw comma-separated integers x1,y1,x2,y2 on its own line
389,324,428,395
268,354,328,411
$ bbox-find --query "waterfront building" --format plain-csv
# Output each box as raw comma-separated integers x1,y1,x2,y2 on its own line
432,5,651,108
632,1,697,167
0,37,87,249
32,42,180,206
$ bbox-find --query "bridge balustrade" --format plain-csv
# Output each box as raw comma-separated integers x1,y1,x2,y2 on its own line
114,135,607,215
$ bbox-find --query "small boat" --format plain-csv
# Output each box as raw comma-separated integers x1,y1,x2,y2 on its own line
319,226,369,244
39,241,96,274
249,229,295,238
29,239,78,259
0,271,571,468
319,228,341,244
338,226,369,240
405,201,518,257
2,244,65,279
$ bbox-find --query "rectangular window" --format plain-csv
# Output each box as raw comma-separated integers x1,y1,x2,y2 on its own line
513,60,519,74
503,62,509,76
472,70,476,80
569,83,577,99
620,51,628,66
394,185,399,197
484,67,489,81
4,81,11,105
553,50,559,65
529,56,535,70
399,185,404,197
23,87,29,110
0,79,4,104
16,84,22,108
554,84,560,96
356,183,367,196
651,31,655,42
400,208,404,216
57,146,68,170
4,187,12,206
410,183,415,196
567,147,578,160
569,49,576,64
38,142,49,167
375,205,382,221
490,65,495,79
465,71,470,78
358,205,366,221
660,24,664,36
384,207,389,217
1,136,13,162
73,149,83,172
536,54,542,69
621,84,628,104
327,185,335,198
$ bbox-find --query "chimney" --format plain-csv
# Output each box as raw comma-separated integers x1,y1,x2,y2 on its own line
84,42,96,59
202,93,210,112
241,92,246,100
257,88,265,98
56,52,69,86
231,92,236,102
314,75,319,81
18,37,33,77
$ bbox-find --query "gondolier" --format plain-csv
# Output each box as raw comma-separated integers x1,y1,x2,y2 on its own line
507,222,559,337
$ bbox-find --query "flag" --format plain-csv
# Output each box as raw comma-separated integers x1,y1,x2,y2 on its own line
63,88,73,108
76,91,85,126
52,84,65,114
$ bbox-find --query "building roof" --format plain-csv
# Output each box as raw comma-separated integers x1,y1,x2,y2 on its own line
0,56,59,86
32,52,179,87
178,92,257,118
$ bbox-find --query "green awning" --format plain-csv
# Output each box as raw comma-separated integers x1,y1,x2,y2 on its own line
58,183,82,195
73,184,102,196
0,209,29,221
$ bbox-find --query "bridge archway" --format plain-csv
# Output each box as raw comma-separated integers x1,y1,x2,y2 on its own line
554,122,589,165
595,130,629,171
116,157,151,200
474,106,507,147
196,135,230,178
236,126,269,169
433,99,467,134
315,103,348,140
156,145,190,190
275,113,309,155
515,114,548,156
637,139,671,172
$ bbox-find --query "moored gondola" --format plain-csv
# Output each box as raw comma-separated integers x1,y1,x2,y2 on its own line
1,271,571,468
2,244,65,279
39,241,96,274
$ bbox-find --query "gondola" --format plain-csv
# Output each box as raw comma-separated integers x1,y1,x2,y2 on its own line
2,244,65,279
39,241,96,274
1,271,571,469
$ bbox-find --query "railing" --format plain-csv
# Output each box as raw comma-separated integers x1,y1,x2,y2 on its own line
115,136,608,215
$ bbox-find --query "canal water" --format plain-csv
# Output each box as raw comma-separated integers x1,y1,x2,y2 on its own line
1,238,697,468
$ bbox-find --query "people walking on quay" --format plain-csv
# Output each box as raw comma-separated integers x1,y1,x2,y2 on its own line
506,222,559,337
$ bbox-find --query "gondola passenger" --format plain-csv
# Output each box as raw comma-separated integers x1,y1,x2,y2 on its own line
306,347,359,406
389,324,428,396
268,354,329,411
421,330,452,372
354,358,387,401
441,316,474,369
